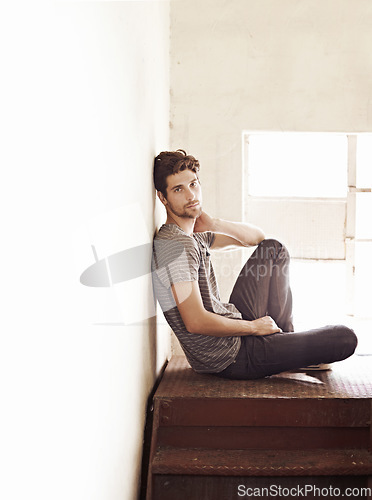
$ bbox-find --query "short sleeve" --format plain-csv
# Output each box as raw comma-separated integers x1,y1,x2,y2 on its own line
153,236,200,289
203,231,215,248
193,231,215,251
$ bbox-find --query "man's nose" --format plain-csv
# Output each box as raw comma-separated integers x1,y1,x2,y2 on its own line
186,188,195,200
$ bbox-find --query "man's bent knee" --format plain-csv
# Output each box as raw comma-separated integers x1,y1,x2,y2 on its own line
334,325,358,356
257,238,290,262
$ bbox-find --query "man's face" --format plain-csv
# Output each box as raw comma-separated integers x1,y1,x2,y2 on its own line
159,169,202,219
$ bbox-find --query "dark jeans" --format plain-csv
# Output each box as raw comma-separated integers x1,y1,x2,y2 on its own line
217,239,358,380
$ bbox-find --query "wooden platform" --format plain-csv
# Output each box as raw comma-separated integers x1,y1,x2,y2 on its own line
146,354,372,499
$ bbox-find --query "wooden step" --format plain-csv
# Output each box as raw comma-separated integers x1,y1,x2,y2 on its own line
154,355,372,429
156,425,370,450
153,447,372,476
157,355,372,401
156,397,370,428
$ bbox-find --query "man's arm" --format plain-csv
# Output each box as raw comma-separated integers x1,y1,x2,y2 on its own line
171,281,281,337
193,211,265,250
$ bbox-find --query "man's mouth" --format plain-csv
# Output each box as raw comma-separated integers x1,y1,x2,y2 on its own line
186,201,199,208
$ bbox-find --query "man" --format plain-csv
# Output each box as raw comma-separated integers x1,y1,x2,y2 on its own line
151,149,357,379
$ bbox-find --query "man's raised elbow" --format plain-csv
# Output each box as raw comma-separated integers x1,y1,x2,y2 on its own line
184,314,208,335
256,231,265,244
245,230,265,247
185,319,200,334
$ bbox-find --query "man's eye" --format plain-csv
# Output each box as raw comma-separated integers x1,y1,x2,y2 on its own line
175,188,181,192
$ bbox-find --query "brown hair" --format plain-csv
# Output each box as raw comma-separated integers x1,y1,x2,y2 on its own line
153,149,200,197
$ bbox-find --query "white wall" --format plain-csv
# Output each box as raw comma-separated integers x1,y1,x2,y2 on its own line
170,0,372,297
1,2,169,499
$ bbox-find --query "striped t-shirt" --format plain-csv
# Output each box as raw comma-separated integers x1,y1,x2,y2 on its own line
151,223,242,373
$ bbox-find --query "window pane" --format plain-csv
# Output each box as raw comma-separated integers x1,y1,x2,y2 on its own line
356,134,372,188
246,133,348,198
356,193,372,239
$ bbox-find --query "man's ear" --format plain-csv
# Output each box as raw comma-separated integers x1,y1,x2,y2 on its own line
157,191,167,206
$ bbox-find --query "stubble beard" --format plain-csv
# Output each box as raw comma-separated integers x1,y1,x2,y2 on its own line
169,201,202,219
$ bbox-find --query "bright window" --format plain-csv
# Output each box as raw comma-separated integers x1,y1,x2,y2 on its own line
356,134,372,189
247,133,348,198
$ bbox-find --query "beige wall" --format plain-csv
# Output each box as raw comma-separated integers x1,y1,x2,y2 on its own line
170,0,372,296
1,2,170,500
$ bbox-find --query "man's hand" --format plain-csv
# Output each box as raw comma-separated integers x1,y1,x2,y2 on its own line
249,316,282,336
193,211,216,233
171,281,282,338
